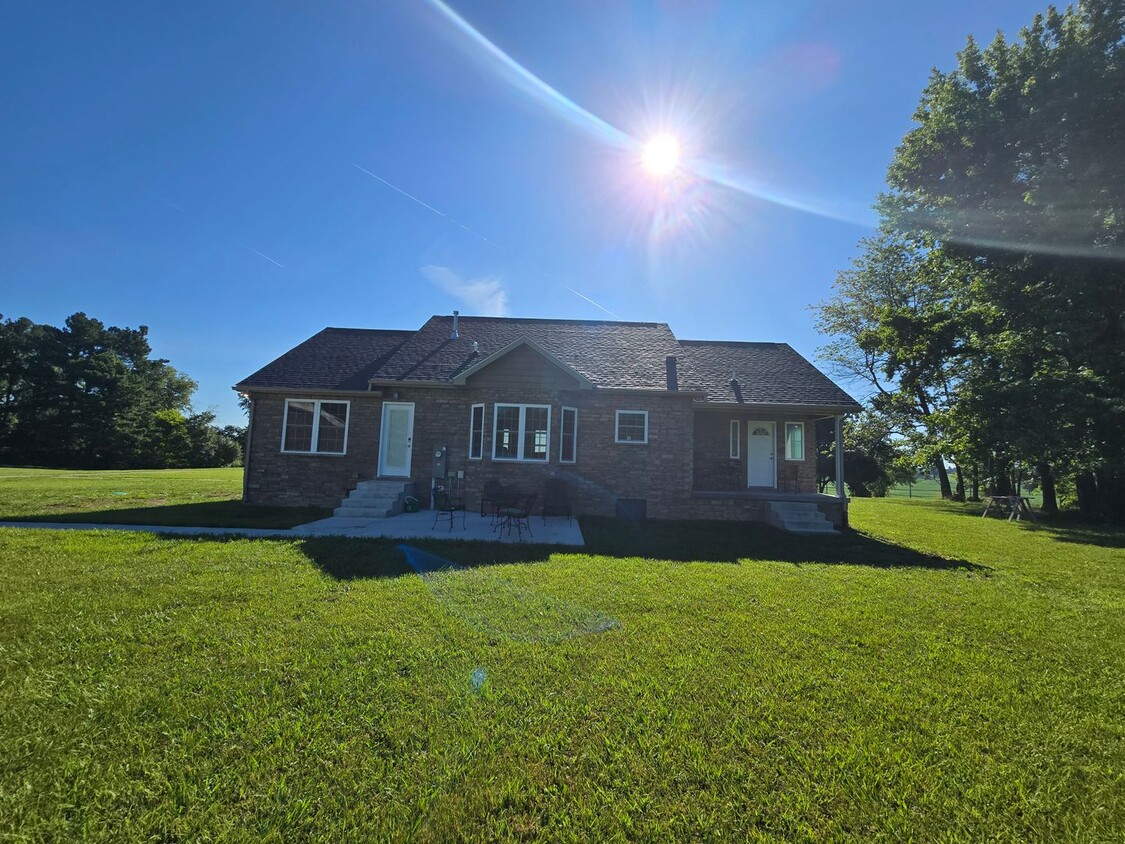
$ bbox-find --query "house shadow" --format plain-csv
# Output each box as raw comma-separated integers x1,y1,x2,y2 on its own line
9,502,332,531
293,516,985,581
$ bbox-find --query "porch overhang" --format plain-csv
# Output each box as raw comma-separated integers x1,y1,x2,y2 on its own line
692,401,861,417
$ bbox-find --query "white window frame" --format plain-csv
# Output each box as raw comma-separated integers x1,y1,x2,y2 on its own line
468,403,485,461
615,410,649,445
280,398,350,455
784,421,805,461
560,406,578,464
492,403,551,462
729,419,741,459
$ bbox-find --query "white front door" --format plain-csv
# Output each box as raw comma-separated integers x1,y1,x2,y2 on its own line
378,402,414,477
746,421,775,487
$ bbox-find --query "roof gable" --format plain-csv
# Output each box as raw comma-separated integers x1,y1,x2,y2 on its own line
369,316,683,389
451,336,595,388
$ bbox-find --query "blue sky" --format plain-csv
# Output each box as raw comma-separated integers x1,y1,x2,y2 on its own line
1,0,1044,425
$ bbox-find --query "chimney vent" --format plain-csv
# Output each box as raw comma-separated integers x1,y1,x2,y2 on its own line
666,355,678,391
471,340,479,354
451,310,460,340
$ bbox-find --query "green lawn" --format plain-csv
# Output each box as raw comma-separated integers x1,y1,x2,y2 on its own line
1,498,1123,840
0,467,329,528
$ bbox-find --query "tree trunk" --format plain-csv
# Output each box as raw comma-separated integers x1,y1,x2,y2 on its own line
935,458,953,499
970,462,980,502
1075,471,1098,517
992,455,1014,495
1038,461,1057,514
952,461,966,501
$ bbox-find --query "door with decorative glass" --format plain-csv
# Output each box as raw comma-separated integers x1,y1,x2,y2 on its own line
378,402,414,477
746,421,775,487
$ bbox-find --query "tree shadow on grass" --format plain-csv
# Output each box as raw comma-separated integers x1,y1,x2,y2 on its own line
293,516,985,581
7,501,331,530
911,499,1125,549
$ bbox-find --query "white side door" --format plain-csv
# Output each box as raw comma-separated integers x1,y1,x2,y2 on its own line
378,402,414,477
746,421,775,487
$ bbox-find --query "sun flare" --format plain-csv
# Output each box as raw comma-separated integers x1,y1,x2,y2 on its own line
642,134,681,176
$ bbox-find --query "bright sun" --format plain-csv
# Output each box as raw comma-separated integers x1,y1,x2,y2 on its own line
642,134,681,176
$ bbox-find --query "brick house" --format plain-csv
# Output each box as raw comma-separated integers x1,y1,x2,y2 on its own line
234,314,861,528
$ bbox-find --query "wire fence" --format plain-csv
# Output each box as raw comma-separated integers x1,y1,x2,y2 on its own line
824,479,1044,506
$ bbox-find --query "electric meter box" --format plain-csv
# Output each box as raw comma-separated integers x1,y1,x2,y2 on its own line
431,445,448,479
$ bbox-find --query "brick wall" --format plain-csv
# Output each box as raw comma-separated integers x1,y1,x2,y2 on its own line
244,392,382,508
243,346,843,525
693,411,819,493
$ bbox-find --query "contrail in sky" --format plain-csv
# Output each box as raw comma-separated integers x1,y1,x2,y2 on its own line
354,163,625,320
352,162,500,248
143,189,187,213
244,245,285,268
566,287,620,319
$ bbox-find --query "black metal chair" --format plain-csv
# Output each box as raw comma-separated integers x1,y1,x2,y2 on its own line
781,463,803,493
496,493,536,540
542,478,572,525
480,478,509,518
432,481,466,531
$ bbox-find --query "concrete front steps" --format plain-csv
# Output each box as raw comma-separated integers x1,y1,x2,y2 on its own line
766,501,839,535
334,480,415,519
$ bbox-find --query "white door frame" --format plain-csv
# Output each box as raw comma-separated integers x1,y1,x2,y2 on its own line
378,402,415,477
746,420,776,488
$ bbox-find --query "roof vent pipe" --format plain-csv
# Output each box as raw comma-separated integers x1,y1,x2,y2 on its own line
451,310,459,340
666,355,678,391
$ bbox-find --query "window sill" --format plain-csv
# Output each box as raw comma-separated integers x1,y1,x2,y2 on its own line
280,450,348,457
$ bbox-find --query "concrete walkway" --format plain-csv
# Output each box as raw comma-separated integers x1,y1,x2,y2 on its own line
0,511,586,546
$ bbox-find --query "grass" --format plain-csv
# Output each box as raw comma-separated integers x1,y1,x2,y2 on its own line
0,467,329,528
1,490,1123,839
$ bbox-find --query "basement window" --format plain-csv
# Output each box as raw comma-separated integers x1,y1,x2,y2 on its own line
282,399,349,455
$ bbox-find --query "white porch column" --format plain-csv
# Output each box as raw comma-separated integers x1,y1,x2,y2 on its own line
834,414,845,499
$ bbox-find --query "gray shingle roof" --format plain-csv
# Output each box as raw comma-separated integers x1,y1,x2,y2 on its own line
679,340,860,409
235,317,860,410
372,315,683,390
236,328,412,391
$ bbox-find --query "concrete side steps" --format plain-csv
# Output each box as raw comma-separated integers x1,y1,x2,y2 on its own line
333,480,415,519
766,501,839,535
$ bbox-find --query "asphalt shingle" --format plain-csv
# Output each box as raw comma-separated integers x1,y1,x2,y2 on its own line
235,317,860,410
236,328,413,391
679,340,860,408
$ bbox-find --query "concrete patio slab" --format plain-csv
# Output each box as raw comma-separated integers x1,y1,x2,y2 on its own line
0,511,586,546
292,510,585,545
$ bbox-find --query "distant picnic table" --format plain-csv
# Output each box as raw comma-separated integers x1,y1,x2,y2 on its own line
981,495,1039,524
